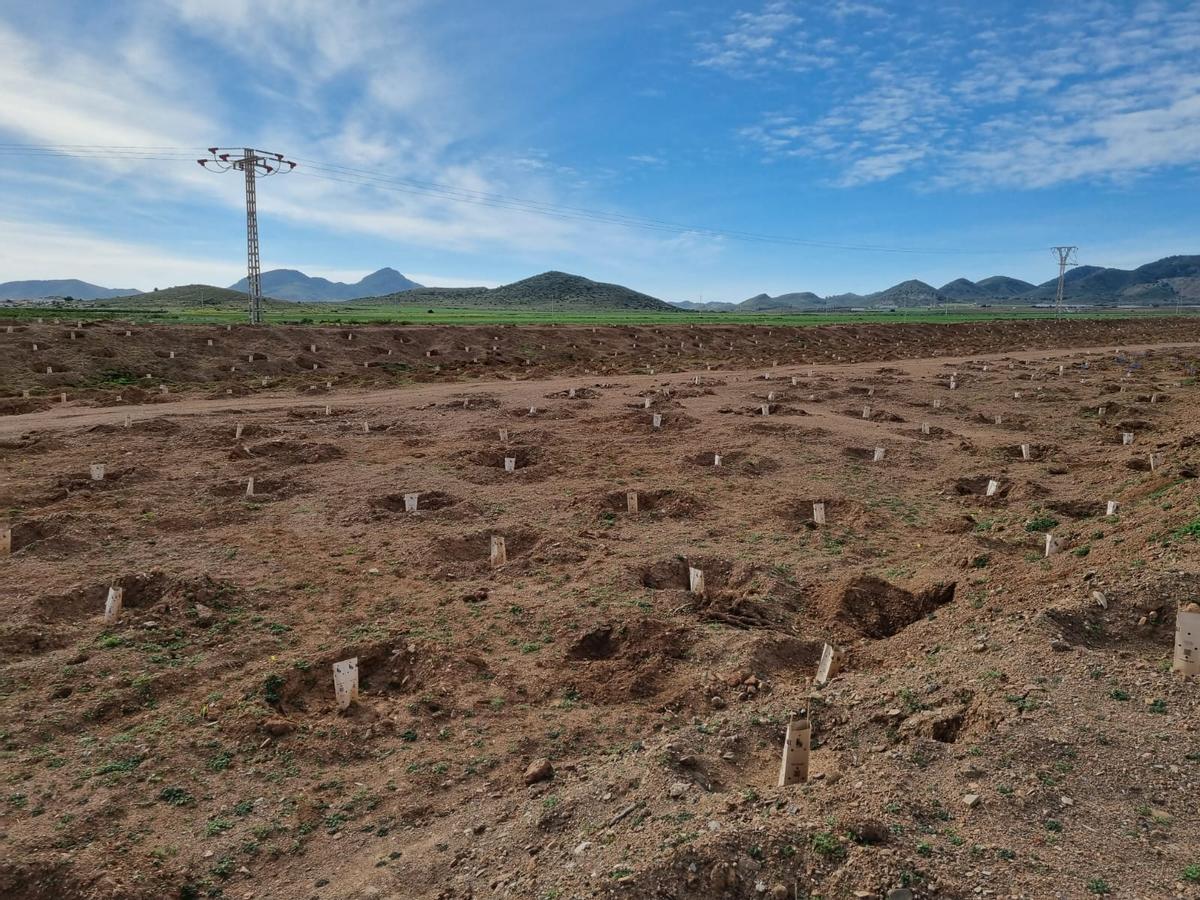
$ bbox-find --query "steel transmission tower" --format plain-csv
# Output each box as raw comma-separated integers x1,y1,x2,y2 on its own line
198,148,297,325
1051,246,1078,319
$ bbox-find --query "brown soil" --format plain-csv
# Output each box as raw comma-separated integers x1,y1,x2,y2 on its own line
0,323,1198,900
3,318,1200,410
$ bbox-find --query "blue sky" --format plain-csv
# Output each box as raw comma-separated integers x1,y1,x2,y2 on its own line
1,0,1198,301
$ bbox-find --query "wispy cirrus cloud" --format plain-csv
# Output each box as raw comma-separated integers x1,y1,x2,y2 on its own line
0,218,244,287
696,1,821,75
828,1,888,20
694,0,891,76
0,0,718,284
715,0,1200,190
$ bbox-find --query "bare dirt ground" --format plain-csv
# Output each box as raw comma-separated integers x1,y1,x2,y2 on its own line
4,317,1200,415
1,321,1199,900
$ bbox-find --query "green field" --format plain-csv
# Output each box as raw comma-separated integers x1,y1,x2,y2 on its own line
1,302,1196,327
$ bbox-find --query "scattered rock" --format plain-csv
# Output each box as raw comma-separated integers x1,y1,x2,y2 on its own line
524,758,554,785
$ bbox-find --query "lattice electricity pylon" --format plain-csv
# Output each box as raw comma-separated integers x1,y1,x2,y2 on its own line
1051,246,1078,319
198,148,297,325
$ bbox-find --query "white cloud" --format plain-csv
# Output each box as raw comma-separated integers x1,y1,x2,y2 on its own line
0,0,695,282
829,2,888,20
723,0,1200,190
695,0,889,76
838,148,928,187
695,1,806,74
0,21,210,151
0,219,243,289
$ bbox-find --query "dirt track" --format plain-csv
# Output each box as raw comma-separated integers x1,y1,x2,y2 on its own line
3,339,1197,438
4,317,1200,418
1,327,1198,900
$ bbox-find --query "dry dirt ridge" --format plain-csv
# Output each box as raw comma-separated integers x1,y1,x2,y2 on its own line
4,317,1200,412
0,329,1198,900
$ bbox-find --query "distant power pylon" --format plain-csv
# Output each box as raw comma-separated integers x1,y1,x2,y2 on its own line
198,148,297,325
1051,246,1078,319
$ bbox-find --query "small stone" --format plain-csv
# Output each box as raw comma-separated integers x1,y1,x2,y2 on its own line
669,782,689,799
194,603,215,626
523,758,554,786
887,890,914,900
1049,639,1071,652
963,793,981,808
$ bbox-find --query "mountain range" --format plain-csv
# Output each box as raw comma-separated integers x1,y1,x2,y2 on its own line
672,255,1200,311
373,271,672,311
0,278,143,301
0,268,422,302
3,254,1198,310
227,267,422,301
56,271,673,312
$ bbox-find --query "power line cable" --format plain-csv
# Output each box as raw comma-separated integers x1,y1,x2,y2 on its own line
0,142,1051,255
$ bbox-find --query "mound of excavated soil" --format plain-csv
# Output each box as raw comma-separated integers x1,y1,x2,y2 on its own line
825,574,957,638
